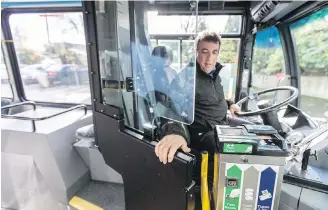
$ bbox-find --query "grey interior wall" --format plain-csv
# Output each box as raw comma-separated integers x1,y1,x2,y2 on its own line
1,107,93,209
298,189,328,210
279,183,302,210
279,183,328,210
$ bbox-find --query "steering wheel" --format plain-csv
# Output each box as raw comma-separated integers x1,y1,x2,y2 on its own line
235,86,299,117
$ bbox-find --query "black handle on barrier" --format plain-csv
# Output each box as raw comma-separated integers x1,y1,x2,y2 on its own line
1,104,88,132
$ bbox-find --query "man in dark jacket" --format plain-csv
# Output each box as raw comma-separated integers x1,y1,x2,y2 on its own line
155,31,252,164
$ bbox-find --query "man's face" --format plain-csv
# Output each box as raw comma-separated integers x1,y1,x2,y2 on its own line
196,41,220,73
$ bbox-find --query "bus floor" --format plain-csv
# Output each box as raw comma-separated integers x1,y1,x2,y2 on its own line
71,181,125,210
1,181,124,210
72,180,204,210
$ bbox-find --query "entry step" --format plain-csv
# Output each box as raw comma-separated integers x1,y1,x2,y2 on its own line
71,181,125,210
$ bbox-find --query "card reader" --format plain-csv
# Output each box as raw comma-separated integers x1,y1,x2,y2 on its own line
215,125,261,155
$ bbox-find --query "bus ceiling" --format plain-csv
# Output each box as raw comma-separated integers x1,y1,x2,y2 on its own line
147,1,311,18
149,1,248,14
1,0,323,25
250,1,328,26
147,1,323,26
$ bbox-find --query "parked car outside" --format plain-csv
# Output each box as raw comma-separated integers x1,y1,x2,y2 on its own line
36,64,88,88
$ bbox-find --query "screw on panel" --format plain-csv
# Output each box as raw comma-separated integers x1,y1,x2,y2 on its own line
241,156,248,163
93,99,96,102
100,110,103,112
85,11,89,14
90,71,95,75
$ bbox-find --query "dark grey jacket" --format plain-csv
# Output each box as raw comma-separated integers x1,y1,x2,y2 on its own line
159,61,233,146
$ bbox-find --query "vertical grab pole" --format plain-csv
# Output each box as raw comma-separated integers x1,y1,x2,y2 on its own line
212,153,219,209
201,151,210,210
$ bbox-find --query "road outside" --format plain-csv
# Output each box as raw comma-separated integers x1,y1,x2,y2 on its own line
1,82,91,104
300,95,328,120
251,86,328,120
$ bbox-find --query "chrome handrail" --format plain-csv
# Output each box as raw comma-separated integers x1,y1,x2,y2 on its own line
2,104,88,132
1,101,37,111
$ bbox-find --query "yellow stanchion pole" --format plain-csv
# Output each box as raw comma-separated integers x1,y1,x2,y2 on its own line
201,151,210,210
212,153,219,210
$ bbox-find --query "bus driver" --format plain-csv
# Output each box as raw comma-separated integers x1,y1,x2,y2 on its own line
155,31,254,164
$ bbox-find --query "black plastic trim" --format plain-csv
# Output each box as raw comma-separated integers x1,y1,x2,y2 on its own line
82,1,99,110
94,112,196,210
94,103,123,120
82,2,101,106
283,175,328,194
279,1,328,25
82,1,124,121
235,7,255,105
234,10,247,102
276,24,300,107
128,1,139,130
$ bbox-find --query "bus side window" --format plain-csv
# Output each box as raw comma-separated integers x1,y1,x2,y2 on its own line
290,8,328,120
1,48,13,99
8,12,91,104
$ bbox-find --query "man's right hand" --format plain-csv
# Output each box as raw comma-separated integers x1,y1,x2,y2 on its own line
155,134,191,164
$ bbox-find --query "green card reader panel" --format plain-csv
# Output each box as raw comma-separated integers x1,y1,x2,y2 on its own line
223,143,254,154
215,125,289,156
215,126,260,155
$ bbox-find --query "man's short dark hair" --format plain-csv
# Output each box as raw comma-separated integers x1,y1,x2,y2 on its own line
195,31,221,50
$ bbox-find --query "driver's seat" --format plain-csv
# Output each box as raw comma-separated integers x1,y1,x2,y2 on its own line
75,124,94,141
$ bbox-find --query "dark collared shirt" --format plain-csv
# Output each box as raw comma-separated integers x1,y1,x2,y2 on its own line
208,68,216,79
